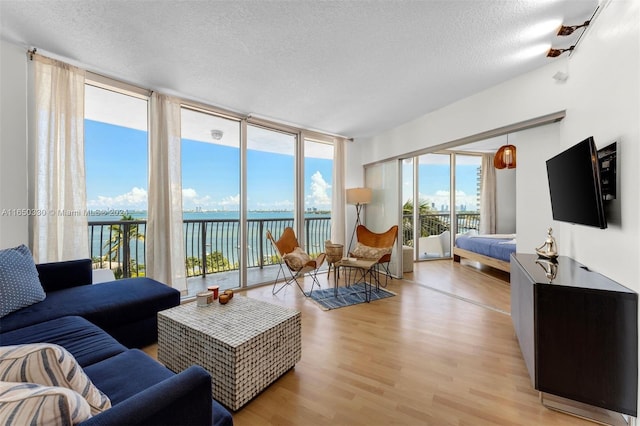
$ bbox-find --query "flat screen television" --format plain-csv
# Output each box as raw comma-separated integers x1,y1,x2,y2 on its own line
546,136,607,229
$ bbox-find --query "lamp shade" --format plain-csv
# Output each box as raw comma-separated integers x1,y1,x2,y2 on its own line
346,187,372,205
494,145,517,169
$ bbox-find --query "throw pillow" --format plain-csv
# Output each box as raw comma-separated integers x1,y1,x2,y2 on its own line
0,381,92,426
283,247,312,270
351,242,392,260
0,244,46,318
0,343,111,415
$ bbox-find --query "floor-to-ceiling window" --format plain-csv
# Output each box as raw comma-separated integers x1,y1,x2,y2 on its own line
403,151,482,261
84,79,335,293
180,108,241,291
454,154,482,234
246,124,297,286
84,83,149,277
303,138,333,257
416,153,452,259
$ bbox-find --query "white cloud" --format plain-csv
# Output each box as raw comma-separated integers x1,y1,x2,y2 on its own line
182,187,218,210
219,194,240,207
306,171,331,209
87,187,148,210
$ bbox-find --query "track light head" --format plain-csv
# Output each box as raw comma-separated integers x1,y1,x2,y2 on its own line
557,20,590,36
547,45,575,58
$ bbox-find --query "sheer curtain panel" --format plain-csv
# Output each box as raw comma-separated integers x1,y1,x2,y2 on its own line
32,56,88,262
331,137,346,244
147,93,187,291
480,153,496,234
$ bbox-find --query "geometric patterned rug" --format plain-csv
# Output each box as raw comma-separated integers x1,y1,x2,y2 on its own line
308,282,396,311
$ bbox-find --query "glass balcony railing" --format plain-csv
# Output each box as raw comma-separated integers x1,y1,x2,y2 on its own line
88,217,331,279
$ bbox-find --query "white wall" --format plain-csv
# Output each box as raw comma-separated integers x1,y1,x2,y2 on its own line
0,40,29,248
351,0,640,290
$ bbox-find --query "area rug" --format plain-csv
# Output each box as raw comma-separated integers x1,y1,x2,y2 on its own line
309,282,396,311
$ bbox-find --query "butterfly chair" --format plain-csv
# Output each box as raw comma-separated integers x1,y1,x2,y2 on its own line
267,227,326,297
350,225,399,289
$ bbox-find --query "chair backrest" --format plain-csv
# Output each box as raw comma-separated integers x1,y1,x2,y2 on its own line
356,225,398,249
267,227,300,256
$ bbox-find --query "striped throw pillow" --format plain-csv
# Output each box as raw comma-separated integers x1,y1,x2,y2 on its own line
0,344,111,415
0,381,92,426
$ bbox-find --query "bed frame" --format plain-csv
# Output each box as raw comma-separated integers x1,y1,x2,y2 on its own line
453,246,511,273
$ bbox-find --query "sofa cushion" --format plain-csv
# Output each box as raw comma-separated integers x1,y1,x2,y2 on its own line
283,247,311,270
36,258,93,292
0,381,92,425
83,350,233,426
0,245,46,318
0,343,111,415
0,277,180,334
83,349,174,405
0,316,126,367
351,242,392,260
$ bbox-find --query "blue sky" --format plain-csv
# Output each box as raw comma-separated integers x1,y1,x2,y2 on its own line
85,119,333,212
86,119,479,213
402,158,481,212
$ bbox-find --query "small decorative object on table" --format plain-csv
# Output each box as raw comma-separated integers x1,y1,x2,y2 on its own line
197,291,214,307
207,285,219,299
536,227,558,259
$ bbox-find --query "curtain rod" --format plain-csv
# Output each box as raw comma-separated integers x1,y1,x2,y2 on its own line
24,47,353,142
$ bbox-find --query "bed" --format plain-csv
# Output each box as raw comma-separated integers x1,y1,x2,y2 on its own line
453,233,516,272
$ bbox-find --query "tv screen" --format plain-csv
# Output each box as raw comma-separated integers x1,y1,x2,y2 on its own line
546,137,607,229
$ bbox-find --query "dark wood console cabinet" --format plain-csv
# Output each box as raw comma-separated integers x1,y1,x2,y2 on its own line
510,253,638,416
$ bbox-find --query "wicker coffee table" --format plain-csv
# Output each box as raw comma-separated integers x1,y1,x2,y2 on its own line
157,296,301,411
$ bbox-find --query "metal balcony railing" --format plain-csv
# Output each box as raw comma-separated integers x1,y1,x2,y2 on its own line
401,212,480,246
88,217,331,279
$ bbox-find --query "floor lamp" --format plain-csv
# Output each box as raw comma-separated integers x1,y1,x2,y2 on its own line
346,187,372,254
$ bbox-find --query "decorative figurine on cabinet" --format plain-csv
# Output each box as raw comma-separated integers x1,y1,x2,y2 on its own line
536,227,558,259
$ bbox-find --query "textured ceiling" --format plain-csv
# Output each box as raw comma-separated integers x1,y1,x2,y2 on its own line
0,0,598,138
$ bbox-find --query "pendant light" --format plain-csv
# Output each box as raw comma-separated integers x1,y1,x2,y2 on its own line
494,135,516,169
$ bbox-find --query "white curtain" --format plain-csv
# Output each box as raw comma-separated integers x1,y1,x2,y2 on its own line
147,93,186,291
330,137,346,244
480,153,496,234
32,56,88,263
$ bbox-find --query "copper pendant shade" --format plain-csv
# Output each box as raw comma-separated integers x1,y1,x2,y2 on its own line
494,144,517,169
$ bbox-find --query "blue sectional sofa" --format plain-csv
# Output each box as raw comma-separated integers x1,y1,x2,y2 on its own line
1,258,179,348
0,256,233,426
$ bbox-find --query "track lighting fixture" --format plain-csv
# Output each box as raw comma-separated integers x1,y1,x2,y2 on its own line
547,45,574,58
547,16,592,59
557,20,590,36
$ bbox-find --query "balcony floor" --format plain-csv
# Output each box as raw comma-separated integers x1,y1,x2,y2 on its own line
185,264,331,298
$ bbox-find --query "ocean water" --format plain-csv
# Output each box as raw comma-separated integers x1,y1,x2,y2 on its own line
88,211,331,269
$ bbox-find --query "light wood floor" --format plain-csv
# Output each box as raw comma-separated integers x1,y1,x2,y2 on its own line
147,259,589,425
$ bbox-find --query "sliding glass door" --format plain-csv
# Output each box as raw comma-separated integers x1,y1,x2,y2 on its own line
454,154,482,234
181,108,241,292
416,153,452,260
403,151,482,263
303,139,333,258
246,125,297,287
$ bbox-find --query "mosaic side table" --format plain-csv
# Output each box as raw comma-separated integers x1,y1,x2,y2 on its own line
158,296,301,411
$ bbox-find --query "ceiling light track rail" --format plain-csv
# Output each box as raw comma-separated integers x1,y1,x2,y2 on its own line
547,6,599,58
